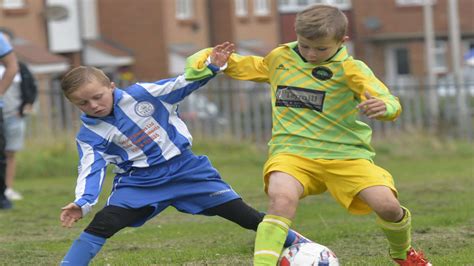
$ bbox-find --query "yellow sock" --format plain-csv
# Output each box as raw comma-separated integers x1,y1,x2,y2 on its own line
377,206,412,259
254,214,291,266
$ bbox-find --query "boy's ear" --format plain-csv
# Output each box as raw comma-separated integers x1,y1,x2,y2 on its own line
110,82,116,89
341,36,350,43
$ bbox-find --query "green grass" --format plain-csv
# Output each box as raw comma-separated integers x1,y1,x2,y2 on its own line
0,136,473,265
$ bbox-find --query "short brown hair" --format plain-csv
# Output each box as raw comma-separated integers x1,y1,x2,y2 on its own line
61,66,111,97
295,4,348,41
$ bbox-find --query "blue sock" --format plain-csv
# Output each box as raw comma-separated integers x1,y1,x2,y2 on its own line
61,232,106,265
284,229,311,247
284,230,297,247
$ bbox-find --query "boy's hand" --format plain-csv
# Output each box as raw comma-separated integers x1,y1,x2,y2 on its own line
60,203,82,228
209,42,235,67
357,92,387,119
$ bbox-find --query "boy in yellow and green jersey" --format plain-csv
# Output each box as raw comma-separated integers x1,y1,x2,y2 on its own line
186,4,431,266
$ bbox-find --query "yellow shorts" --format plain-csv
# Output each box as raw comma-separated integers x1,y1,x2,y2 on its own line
263,153,398,215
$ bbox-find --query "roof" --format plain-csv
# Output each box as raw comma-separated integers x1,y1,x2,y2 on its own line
87,39,132,57
13,43,67,65
83,39,134,67
13,41,69,74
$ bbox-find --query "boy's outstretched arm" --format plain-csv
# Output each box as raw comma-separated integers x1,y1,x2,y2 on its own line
142,42,235,105
185,42,234,80
185,42,269,82
208,41,235,68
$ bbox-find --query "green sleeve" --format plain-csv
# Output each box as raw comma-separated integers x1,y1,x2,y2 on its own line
344,60,402,121
184,48,214,81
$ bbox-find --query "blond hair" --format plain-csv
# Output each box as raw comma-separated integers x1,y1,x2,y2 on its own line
295,4,348,41
61,66,111,97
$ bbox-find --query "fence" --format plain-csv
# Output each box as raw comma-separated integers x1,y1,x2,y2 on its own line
26,76,474,143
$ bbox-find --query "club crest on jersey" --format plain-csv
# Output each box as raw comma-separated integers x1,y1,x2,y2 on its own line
135,101,155,117
312,66,333,80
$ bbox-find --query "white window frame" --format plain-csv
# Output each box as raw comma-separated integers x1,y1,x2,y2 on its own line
394,47,411,75
278,0,351,13
235,0,248,17
176,0,193,20
254,0,270,16
434,40,447,73
385,44,413,84
395,0,436,6
1,0,26,9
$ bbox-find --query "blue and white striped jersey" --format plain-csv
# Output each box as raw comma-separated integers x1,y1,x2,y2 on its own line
73,74,215,211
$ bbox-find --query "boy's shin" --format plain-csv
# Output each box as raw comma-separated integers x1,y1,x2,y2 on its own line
254,214,291,265
60,232,106,265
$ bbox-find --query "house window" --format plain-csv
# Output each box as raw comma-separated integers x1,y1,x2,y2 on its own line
254,0,270,16
235,0,248,17
176,0,193,20
396,0,436,6
395,47,411,75
330,0,351,9
278,0,351,13
1,0,25,9
434,41,447,73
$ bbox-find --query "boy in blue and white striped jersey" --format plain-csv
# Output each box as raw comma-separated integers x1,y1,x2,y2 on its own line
59,42,310,265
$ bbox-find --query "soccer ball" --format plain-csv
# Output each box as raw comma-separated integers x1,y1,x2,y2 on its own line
278,242,339,266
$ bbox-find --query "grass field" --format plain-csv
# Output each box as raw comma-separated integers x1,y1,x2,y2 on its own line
0,136,473,265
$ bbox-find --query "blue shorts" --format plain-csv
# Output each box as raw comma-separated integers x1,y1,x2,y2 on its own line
106,149,240,226
4,115,26,151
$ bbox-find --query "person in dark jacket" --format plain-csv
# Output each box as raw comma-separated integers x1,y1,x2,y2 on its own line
0,28,37,201
2,60,37,201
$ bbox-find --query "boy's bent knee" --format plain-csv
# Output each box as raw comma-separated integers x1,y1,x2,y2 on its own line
85,210,124,238
267,194,299,219
267,172,303,200
265,171,304,219
375,202,404,222
85,205,153,238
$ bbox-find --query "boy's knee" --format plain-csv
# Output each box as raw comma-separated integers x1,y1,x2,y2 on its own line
268,184,300,208
267,193,299,219
376,201,403,222
269,194,298,208
85,209,128,238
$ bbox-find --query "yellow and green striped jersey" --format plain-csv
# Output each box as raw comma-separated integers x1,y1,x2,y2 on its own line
185,42,401,160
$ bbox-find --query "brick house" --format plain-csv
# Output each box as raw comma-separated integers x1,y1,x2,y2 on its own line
97,0,280,80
